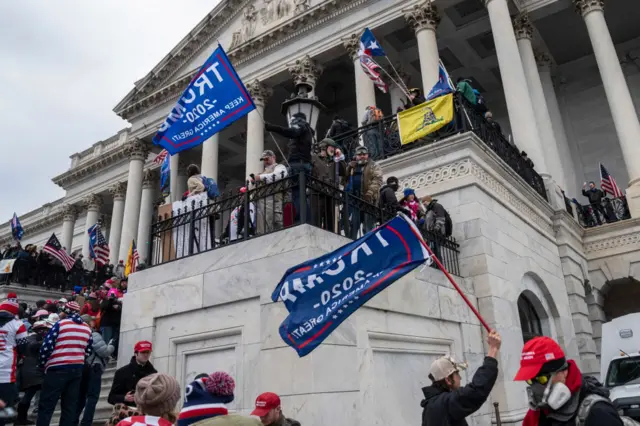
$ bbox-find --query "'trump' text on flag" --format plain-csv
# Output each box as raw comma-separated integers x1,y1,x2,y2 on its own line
272,214,430,357
153,45,255,155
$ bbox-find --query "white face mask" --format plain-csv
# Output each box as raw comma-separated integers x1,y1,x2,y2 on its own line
546,382,572,410
528,376,572,410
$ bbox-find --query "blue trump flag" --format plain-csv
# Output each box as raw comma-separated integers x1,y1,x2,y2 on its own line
11,213,23,241
272,214,431,357
426,62,454,101
160,153,170,198
153,45,255,155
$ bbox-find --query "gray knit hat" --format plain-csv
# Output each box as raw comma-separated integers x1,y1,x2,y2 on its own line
134,373,181,416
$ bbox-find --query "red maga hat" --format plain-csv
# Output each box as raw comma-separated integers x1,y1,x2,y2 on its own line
514,336,565,381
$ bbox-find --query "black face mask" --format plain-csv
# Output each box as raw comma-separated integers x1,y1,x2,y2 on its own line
391,183,399,191
290,117,306,128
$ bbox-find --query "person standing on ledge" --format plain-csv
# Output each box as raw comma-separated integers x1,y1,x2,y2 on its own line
420,330,502,426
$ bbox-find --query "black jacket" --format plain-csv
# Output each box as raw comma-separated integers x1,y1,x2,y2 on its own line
536,376,623,426
19,333,45,390
107,356,157,406
582,188,605,205
100,297,122,327
421,357,498,426
265,122,314,164
379,185,400,213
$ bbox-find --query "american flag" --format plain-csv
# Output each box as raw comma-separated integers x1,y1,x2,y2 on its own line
600,163,623,198
358,51,388,94
43,233,75,271
88,223,110,267
153,149,169,165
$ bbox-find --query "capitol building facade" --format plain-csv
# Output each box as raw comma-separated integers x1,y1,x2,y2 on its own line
3,0,640,424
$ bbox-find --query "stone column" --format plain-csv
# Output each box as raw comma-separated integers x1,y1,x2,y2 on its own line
484,0,548,179
574,0,640,216
60,204,77,254
405,1,441,92
536,52,580,197
137,169,157,264
119,139,150,260
170,153,180,203
108,182,127,264
201,134,219,182
386,65,410,113
82,194,103,260
245,80,272,177
514,14,566,192
177,161,188,196
344,34,377,120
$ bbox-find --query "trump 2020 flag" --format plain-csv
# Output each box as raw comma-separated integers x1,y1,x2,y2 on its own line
153,45,255,155
426,62,454,101
272,214,430,357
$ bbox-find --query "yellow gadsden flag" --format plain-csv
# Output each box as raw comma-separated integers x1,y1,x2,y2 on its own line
397,93,454,145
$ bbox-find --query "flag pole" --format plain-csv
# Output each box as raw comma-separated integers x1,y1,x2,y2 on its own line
383,57,412,95
369,57,411,98
254,109,291,169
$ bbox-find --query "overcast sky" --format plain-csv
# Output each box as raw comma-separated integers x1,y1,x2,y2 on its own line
0,0,219,224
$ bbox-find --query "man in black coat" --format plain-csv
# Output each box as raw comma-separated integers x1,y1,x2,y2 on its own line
379,176,401,216
582,181,607,225
107,341,156,407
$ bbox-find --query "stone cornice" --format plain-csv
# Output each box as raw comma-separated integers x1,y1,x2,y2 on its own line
116,0,366,120
52,143,129,189
583,218,640,257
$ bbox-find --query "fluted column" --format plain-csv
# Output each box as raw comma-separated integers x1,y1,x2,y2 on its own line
405,1,441,92
245,80,272,177
344,34,377,119
60,204,77,254
108,182,127,264
82,194,103,260
536,52,580,197
170,153,180,203
514,14,566,191
484,0,548,179
119,139,150,260
137,169,157,264
201,134,219,182
574,0,640,215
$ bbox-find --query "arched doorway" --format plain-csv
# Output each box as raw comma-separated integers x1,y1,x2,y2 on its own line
518,294,544,342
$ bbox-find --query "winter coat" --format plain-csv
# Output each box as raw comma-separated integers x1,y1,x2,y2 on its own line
192,414,262,426
270,414,300,426
421,356,498,426
311,154,345,186
343,160,384,203
108,356,157,406
86,331,114,372
379,185,400,213
425,200,447,235
188,174,206,195
582,188,605,205
265,122,314,165
18,333,45,390
456,80,477,105
100,297,123,328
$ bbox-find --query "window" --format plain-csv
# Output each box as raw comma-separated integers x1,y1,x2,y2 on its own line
518,295,543,342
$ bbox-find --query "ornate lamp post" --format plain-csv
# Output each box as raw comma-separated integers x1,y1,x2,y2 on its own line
281,82,326,134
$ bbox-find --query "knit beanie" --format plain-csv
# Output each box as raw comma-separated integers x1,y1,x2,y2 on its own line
403,188,415,198
177,372,235,426
135,373,181,417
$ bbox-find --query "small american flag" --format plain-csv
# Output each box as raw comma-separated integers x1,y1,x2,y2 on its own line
43,233,75,271
88,223,110,267
153,149,169,165
358,51,388,94
600,163,623,198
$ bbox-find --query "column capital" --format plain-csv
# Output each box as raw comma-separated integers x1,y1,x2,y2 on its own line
573,0,604,17
405,1,441,32
61,204,77,222
535,49,553,69
246,79,273,107
288,55,323,91
109,182,127,201
125,139,151,162
513,13,533,40
82,194,103,212
142,169,158,189
342,33,361,62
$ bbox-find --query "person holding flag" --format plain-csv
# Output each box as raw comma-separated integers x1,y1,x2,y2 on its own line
11,213,24,242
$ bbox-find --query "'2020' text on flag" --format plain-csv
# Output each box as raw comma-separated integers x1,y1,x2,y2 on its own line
153,45,255,155
272,214,430,357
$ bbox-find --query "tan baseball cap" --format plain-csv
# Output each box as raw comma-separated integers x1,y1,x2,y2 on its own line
429,356,468,381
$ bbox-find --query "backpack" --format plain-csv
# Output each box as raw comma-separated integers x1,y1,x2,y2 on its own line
576,394,640,426
201,176,220,199
444,209,453,237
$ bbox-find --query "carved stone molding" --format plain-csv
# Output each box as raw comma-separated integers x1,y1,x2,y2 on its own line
288,55,323,90
229,5,258,49
125,139,151,162
246,79,273,107
534,50,552,69
143,169,158,189
584,232,640,254
61,204,77,222
405,2,441,32
573,0,604,17
342,33,361,62
53,145,129,189
513,13,533,40
82,194,103,212
109,182,128,201
294,0,311,14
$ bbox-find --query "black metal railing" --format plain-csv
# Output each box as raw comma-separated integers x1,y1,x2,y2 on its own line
149,173,460,275
568,196,631,228
331,93,547,201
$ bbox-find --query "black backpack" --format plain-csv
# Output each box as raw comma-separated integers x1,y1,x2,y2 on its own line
444,209,453,237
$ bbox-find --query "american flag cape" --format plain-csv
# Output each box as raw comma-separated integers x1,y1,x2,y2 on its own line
600,163,623,198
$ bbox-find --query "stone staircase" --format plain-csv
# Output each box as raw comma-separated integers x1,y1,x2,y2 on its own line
49,360,117,425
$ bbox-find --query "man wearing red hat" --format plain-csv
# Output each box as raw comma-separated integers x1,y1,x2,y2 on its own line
107,340,156,409
515,336,624,425
251,392,300,426
0,298,28,426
